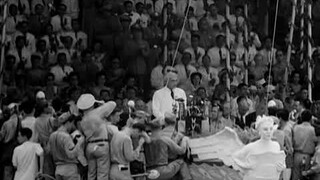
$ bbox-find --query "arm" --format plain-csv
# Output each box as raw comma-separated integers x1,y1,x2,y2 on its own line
232,145,252,171
123,137,142,162
35,144,44,173
162,136,186,155
64,135,83,159
152,92,165,121
89,101,117,119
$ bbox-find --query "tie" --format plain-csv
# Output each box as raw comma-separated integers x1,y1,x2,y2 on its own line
171,89,175,100
219,48,223,65
184,65,190,78
60,15,65,30
194,48,198,63
236,16,239,30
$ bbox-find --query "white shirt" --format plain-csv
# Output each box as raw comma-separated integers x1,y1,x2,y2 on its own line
50,65,73,84
58,31,88,50
12,141,43,180
184,47,206,67
207,46,228,68
6,16,25,35
7,47,32,69
174,64,197,84
50,15,72,33
61,0,79,19
21,116,36,132
235,45,258,67
259,48,277,66
198,66,220,85
155,0,176,14
152,86,187,124
13,31,36,53
228,14,245,32
123,11,141,26
207,14,225,29
150,65,164,90
9,0,30,15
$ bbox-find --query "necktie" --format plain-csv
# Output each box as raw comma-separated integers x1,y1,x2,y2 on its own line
171,89,175,100
184,65,190,78
60,15,65,30
219,48,223,65
194,48,198,63
236,16,239,30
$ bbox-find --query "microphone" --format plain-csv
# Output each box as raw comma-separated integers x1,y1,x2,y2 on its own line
128,100,135,118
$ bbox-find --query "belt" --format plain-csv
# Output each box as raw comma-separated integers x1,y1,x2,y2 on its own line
87,139,109,144
294,150,313,155
147,163,167,169
112,164,130,171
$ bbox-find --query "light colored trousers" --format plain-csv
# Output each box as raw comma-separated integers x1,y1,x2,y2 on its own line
149,159,192,180
292,152,311,180
86,141,110,180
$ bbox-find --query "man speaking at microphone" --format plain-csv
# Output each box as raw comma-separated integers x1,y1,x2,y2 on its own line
152,69,187,126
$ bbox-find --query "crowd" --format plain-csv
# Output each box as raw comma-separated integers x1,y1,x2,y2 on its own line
1,0,320,180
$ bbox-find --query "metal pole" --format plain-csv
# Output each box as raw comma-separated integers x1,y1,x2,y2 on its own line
300,0,305,68
244,1,249,84
285,0,298,86
163,0,168,64
307,0,312,101
226,0,231,102
265,0,269,36
0,1,8,98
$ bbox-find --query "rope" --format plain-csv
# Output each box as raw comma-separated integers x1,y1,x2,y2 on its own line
165,0,192,87
266,0,280,103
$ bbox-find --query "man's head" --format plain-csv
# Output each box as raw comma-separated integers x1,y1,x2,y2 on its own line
15,36,26,49
100,89,111,102
276,109,289,128
191,33,200,48
135,2,144,14
264,37,272,49
81,49,93,63
124,0,134,13
293,98,306,113
9,4,18,16
59,113,77,132
235,5,244,17
108,108,122,125
18,128,32,144
237,83,248,97
31,54,42,69
165,72,179,90
57,52,67,66
57,4,67,16
209,4,218,16
130,123,146,137
181,52,192,65
216,34,225,48
36,39,47,52
72,19,81,32
190,72,202,86
35,4,44,15
237,96,249,116
300,110,312,123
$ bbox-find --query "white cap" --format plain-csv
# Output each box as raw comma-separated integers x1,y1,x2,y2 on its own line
36,91,46,99
77,94,103,110
268,100,277,108
266,84,276,91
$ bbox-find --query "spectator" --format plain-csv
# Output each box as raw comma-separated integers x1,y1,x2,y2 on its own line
26,54,47,87
29,4,50,37
123,0,141,27
175,52,197,86
206,4,225,29
184,33,206,68
61,0,80,19
8,35,32,70
12,128,44,180
207,34,228,68
50,52,73,85
50,4,72,33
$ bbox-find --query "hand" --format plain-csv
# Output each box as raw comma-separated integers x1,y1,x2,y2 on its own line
302,171,308,176
276,162,285,172
139,137,145,146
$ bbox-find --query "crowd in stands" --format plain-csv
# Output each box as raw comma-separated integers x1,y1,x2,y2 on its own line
1,0,320,180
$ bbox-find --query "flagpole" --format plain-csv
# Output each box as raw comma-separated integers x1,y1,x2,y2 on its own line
244,1,249,84
307,0,312,101
285,0,298,86
163,0,168,64
226,0,231,102
0,1,8,101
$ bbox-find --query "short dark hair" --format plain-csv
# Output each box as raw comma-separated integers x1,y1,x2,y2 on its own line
132,122,146,132
124,0,133,6
20,128,33,140
268,107,278,116
191,33,200,40
276,109,289,121
301,110,312,122
237,95,247,104
237,83,248,90
21,100,35,114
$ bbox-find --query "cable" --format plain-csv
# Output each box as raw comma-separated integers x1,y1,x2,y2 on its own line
170,0,192,67
266,0,280,103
